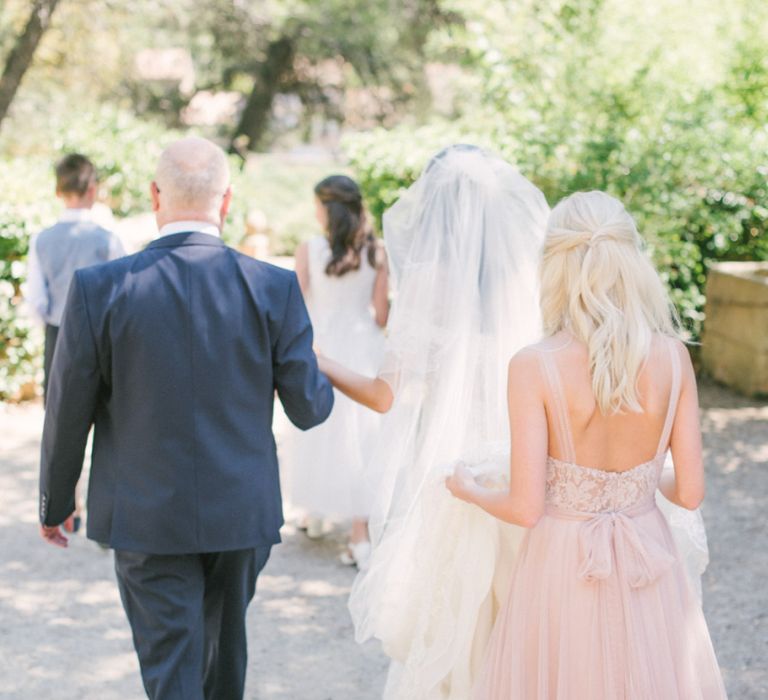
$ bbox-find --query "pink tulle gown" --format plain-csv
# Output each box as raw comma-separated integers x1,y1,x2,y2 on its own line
473,340,728,699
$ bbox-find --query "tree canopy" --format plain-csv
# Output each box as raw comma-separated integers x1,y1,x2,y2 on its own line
0,0,767,397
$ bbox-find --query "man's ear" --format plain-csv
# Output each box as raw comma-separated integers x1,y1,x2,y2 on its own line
150,181,161,212
220,185,233,221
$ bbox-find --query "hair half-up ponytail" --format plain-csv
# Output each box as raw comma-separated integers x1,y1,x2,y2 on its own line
540,191,682,414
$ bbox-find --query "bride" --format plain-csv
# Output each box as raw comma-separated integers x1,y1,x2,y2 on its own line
317,144,549,698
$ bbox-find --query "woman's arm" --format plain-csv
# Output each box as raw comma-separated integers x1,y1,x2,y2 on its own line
658,341,705,510
446,350,548,527
372,244,389,328
317,355,394,413
294,241,310,296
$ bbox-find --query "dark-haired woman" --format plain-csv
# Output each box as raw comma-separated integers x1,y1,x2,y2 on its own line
282,175,388,568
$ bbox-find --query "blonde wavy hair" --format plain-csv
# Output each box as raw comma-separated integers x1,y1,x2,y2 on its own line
540,191,681,414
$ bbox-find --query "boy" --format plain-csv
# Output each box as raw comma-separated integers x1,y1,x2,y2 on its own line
27,153,125,398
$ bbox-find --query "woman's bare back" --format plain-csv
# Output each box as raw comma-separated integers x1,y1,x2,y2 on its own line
539,331,684,473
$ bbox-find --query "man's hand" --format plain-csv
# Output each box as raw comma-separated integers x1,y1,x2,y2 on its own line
40,514,77,548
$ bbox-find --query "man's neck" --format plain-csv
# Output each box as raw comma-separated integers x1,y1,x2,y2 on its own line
59,190,94,208
156,210,220,228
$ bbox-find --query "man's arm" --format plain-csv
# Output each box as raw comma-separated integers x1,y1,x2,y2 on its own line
273,273,334,430
39,270,103,546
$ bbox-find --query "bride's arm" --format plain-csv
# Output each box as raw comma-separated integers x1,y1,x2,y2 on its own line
371,242,390,328
446,351,548,527
317,355,394,413
657,343,705,510
294,242,310,296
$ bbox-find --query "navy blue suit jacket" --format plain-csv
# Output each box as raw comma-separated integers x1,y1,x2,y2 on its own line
39,231,333,554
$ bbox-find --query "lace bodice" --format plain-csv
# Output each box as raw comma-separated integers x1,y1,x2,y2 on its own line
545,455,664,513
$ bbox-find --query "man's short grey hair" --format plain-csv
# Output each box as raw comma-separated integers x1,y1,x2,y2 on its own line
155,137,230,211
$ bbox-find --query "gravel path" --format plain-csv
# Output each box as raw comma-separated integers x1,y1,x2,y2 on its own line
0,378,765,699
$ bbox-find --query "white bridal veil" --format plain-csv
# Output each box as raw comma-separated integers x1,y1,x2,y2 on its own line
349,145,550,698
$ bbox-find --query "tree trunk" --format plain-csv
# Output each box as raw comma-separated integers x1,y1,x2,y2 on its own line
229,36,294,153
0,0,62,128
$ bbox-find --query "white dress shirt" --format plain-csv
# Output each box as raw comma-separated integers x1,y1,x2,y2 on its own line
58,208,95,223
157,221,221,239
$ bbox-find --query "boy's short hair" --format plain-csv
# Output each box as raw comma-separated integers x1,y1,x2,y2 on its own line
55,153,97,196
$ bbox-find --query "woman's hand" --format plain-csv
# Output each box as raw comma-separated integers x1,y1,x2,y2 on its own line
445,462,479,503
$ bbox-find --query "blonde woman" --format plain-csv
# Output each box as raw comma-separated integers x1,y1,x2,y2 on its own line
447,191,727,699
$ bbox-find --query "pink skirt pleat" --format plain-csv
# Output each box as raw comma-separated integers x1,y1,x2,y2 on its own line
473,509,728,700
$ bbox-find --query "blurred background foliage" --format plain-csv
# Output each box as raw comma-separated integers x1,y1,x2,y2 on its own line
0,0,766,397
348,0,768,336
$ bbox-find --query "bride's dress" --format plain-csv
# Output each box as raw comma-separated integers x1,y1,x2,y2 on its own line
349,146,548,699
359,453,523,699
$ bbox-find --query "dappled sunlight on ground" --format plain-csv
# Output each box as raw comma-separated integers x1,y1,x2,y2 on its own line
0,407,145,698
0,402,386,699
246,521,387,697
0,379,764,698
697,382,768,699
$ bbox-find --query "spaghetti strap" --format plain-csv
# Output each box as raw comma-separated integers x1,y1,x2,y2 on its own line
656,337,682,455
537,350,576,463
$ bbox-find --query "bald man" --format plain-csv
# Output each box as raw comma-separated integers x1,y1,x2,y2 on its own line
39,137,334,699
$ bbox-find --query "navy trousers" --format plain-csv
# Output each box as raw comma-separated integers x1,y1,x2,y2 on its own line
114,546,271,700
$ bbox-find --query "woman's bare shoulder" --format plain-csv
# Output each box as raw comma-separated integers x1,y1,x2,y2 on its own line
508,343,543,378
650,333,693,369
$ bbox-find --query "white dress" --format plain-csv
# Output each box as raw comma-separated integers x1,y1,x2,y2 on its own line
282,236,385,519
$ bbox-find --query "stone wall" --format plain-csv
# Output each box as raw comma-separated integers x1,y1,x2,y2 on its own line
702,262,768,397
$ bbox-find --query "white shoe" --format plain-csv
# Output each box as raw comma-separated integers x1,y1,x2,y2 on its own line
340,541,371,570
305,517,324,539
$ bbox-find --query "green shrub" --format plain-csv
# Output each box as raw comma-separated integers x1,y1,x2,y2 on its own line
345,113,768,340
343,0,768,340
0,206,41,399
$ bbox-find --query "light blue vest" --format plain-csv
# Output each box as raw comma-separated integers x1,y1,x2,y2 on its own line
36,220,117,326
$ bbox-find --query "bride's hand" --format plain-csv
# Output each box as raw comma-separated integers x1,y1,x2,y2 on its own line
317,357,334,383
445,462,478,503
315,348,331,375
